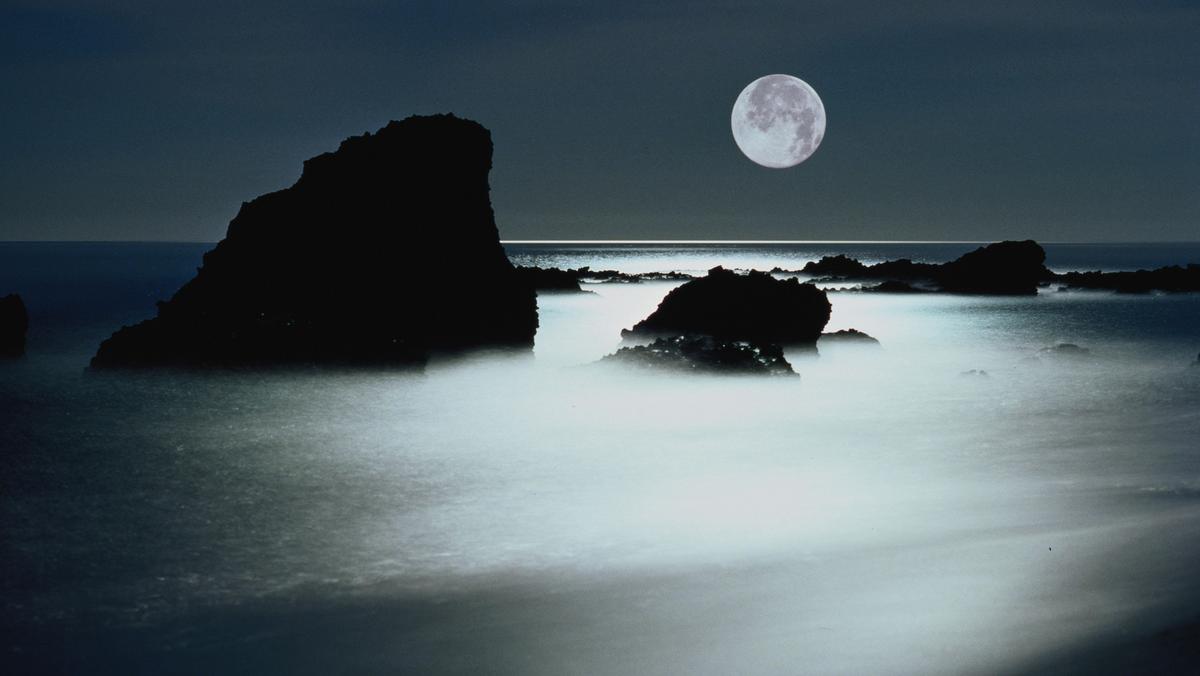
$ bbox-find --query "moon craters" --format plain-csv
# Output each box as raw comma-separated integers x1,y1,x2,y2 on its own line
732,74,826,169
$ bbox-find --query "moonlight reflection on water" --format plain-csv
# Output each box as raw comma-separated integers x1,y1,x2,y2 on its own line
2,244,1200,674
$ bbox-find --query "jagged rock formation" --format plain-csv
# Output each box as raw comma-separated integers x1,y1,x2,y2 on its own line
600,335,796,376
91,115,537,369
799,240,1053,295
621,267,831,347
0,294,28,358
820,328,880,345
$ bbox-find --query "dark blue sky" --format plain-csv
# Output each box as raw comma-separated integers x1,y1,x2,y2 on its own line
2,1,1197,241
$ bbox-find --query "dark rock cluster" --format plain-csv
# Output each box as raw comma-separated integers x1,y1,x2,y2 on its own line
0,294,28,358
793,241,1199,295
91,115,537,369
1057,265,1200,294
600,335,797,376
621,267,831,347
796,240,1052,295
515,265,694,291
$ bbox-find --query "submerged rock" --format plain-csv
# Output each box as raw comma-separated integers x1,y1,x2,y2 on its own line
621,267,831,347
91,115,537,369
0,294,28,358
600,335,796,376
820,328,880,345
1039,343,1092,360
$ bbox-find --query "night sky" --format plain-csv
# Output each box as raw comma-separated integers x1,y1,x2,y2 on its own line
2,1,1197,242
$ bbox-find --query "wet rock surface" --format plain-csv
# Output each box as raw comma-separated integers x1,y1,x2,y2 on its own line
600,335,797,376
91,115,537,369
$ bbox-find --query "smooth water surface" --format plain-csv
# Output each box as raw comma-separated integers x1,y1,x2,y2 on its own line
2,242,1200,674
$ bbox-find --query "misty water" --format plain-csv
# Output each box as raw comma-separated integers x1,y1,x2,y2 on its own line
2,243,1200,674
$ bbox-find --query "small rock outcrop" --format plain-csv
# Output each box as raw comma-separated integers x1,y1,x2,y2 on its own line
799,255,869,277
1,294,28,358
937,240,1049,295
621,267,831,347
600,335,796,376
820,328,880,345
91,115,537,369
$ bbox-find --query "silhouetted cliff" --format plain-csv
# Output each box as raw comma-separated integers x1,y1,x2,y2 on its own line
622,267,831,347
0,294,28,358
91,115,537,369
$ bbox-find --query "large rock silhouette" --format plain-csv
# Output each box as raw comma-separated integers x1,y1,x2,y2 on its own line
1,294,28,358
91,115,537,369
622,267,831,347
937,240,1049,294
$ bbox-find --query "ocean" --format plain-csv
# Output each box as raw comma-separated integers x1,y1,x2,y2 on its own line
2,241,1200,674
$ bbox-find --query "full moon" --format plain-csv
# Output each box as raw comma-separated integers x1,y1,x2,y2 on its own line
731,74,826,168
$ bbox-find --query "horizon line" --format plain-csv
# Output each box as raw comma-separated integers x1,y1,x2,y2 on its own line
502,239,990,245
2,238,1199,245
499,239,1200,245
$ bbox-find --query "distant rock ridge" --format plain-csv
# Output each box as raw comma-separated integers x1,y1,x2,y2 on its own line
794,240,1052,295
91,114,537,369
1,294,28,358
1056,265,1200,294
786,241,1199,295
515,266,695,291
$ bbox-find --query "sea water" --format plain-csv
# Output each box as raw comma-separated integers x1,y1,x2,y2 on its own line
1,242,1199,674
